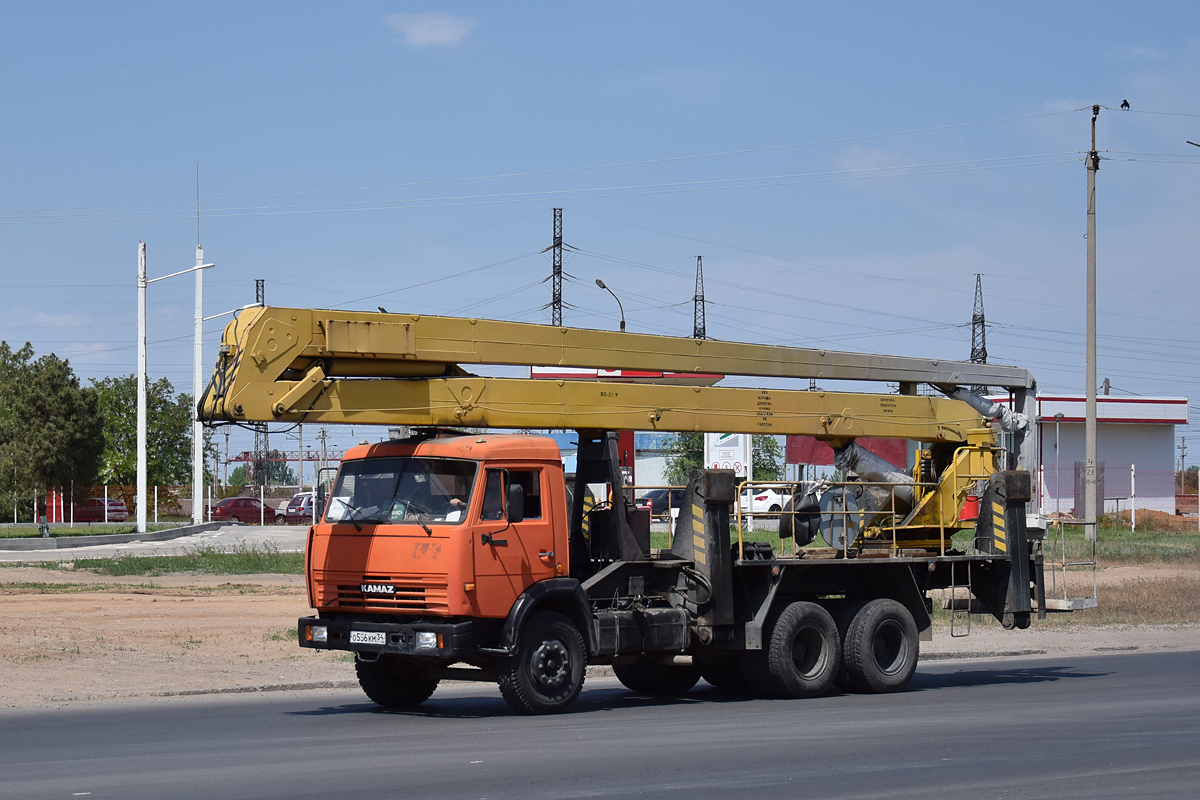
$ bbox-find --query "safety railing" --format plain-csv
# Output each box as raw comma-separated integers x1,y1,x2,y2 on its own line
731,477,965,561
1042,517,1099,611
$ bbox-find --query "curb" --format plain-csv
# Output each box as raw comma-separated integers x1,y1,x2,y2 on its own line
0,521,229,552
921,648,1048,661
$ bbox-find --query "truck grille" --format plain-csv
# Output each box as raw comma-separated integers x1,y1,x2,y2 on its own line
316,574,449,613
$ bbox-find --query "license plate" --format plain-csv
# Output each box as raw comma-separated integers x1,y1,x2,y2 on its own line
350,630,386,645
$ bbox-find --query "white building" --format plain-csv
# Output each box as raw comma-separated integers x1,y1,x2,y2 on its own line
1034,395,1187,515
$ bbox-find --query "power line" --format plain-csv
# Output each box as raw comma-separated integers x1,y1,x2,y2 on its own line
0,154,1082,224
0,108,1088,218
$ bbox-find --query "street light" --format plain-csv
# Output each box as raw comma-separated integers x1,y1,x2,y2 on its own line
137,242,214,534
1054,412,1064,518
594,279,626,332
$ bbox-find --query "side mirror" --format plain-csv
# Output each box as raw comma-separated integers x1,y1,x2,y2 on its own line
506,484,525,523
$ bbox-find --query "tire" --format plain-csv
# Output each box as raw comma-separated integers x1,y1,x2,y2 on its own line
842,598,919,693
769,504,782,513
613,658,701,695
230,515,241,523
355,654,439,709
766,601,840,698
697,656,748,691
498,611,586,715
738,649,778,698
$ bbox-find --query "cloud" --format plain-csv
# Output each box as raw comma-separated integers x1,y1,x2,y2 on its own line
31,311,92,329
1107,44,1166,61
383,12,477,49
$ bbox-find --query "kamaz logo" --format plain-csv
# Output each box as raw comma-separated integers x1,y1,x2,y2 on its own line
361,583,395,594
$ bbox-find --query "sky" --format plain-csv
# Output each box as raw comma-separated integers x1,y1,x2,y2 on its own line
2,2,1199,472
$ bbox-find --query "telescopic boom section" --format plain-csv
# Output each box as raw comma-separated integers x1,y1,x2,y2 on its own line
199,306,1033,443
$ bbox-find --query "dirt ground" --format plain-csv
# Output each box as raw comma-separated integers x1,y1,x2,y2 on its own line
2,564,1199,709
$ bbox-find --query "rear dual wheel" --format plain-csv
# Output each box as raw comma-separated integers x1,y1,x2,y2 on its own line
764,601,840,698
839,599,919,693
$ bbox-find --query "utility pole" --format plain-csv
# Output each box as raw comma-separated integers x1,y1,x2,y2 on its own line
551,209,563,327
969,274,988,395
192,243,206,525
1084,104,1100,533
252,278,268,489
1179,437,1187,496
693,256,706,339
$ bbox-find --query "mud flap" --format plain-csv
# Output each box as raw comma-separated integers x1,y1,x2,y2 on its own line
974,470,1033,628
669,469,735,641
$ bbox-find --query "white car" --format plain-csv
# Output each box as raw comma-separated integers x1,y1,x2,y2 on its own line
738,485,788,514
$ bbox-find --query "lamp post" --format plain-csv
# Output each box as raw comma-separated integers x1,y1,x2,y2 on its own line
137,242,214,534
1054,412,1064,518
594,279,626,332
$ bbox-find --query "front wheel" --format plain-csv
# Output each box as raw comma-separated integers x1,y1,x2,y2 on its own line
842,598,919,693
355,654,439,709
766,601,840,698
498,611,586,715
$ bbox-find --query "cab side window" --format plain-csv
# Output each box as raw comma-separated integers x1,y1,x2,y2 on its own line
509,470,543,519
481,470,505,521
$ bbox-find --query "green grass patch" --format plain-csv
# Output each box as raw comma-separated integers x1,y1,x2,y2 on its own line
66,541,303,576
0,523,184,539
0,581,164,594
1047,524,1200,566
650,520,1200,567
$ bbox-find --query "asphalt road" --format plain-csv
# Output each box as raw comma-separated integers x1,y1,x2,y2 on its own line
3,651,1198,800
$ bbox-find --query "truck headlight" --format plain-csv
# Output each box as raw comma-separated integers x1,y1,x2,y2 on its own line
306,624,328,643
415,631,438,650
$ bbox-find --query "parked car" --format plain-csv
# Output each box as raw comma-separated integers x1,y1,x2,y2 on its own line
213,496,283,524
283,491,316,524
640,488,685,517
73,497,129,522
738,485,788,514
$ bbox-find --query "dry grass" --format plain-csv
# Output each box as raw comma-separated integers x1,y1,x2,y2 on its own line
1052,576,1200,626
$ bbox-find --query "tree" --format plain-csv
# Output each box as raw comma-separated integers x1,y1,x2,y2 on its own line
228,452,296,488
664,432,704,486
229,464,248,487
91,374,193,485
664,432,784,487
0,343,105,517
752,435,784,482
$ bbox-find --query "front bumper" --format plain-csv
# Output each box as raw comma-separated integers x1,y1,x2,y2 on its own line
298,616,475,659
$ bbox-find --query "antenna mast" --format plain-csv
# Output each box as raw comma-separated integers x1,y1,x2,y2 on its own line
551,208,563,326
693,255,706,339
970,273,988,395
195,164,201,246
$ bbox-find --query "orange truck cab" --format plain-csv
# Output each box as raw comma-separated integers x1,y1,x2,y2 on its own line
299,432,598,712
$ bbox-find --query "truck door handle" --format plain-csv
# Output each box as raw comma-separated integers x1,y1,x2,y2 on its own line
481,532,508,547
539,550,555,559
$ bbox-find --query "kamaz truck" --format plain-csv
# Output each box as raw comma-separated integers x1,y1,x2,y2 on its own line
201,307,1057,714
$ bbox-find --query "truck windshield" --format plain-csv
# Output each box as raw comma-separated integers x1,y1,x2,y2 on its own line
324,458,477,526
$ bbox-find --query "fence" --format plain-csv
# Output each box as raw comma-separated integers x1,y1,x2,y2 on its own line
3,483,318,526
1039,464,1176,516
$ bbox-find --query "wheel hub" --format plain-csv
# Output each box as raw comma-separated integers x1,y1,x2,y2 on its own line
791,625,827,679
530,638,570,691
872,619,908,675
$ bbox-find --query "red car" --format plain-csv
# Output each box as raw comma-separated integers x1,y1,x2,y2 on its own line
74,497,129,522
213,497,283,524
